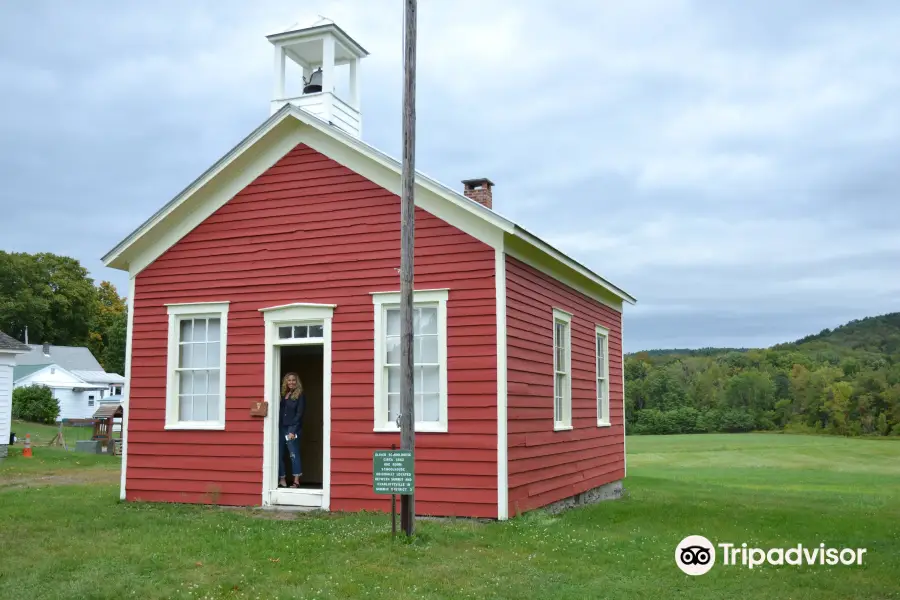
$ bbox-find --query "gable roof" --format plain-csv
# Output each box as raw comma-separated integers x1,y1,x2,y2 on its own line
16,344,104,372
102,104,636,307
12,363,94,387
12,364,46,381
71,370,125,384
0,331,30,353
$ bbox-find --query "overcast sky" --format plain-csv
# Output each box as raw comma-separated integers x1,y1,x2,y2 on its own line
2,1,898,352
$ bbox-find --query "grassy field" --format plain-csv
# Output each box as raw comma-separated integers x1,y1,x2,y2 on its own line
1,433,897,599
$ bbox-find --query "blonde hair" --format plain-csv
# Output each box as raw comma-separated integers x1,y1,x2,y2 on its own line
281,372,303,400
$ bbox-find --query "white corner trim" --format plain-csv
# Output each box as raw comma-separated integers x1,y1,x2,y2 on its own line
119,276,136,501
164,301,230,431
495,248,509,520
372,289,449,433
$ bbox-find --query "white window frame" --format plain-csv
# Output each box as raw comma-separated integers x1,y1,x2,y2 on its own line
164,301,230,430
371,289,449,433
596,325,611,427
552,308,573,431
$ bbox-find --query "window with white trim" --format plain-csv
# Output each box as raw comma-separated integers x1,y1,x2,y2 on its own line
372,289,448,433
596,325,610,426
553,308,572,430
165,302,229,430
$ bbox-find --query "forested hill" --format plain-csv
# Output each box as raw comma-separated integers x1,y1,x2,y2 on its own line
625,312,900,437
780,313,900,357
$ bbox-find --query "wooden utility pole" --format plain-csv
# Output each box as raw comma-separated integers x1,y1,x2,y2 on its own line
399,0,418,537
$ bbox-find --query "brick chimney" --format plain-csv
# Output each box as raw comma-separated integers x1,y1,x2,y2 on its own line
462,178,494,209
42,342,50,355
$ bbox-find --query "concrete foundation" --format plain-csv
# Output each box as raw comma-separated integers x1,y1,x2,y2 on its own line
75,440,102,454
543,480,624,515
0,444,7,459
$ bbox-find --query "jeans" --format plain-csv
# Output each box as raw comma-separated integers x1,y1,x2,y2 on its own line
278,426,302,479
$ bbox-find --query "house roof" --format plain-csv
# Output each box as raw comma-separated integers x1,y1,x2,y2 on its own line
16,344,104,371
12,364,47,381
102,104,636,307
71,370,125,384
0,332,30,353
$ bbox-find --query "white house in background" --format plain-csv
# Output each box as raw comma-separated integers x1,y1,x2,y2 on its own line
12,343,125,421
0,332,31,459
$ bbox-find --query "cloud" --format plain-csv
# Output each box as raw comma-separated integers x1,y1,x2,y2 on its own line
1,0,898,352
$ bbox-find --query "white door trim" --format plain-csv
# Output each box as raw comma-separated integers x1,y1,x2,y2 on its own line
260,303,334,509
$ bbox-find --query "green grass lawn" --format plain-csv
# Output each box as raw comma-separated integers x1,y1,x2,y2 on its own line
0,433,897,599
9,418,120,446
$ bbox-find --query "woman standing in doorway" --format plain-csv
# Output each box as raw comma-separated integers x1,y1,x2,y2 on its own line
278,372,306,488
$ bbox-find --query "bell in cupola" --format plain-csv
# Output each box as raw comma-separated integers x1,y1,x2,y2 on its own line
303,68,323,94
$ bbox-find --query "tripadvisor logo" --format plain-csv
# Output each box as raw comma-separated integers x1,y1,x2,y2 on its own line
675,536,868,575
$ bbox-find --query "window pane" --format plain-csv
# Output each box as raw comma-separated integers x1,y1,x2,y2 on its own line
385,335,400,364
206,342,220,368
416,365,439,394
416,335,439,363
192,395,208,421
208,319,220,342
193,371,208,395
386,309,400,336
421,393,440,421
179,395,192,421
415,307,438,335
208,370,220,395
180,319,193,343
179,371,193,395
387,366,400,394
294,325,308,338
309,324,324,338
278,326,292,339
195,319,208,343
387,393,400,423
206,394,219,422
179,344,193,368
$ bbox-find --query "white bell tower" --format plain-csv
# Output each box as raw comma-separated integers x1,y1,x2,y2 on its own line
267,18,368,138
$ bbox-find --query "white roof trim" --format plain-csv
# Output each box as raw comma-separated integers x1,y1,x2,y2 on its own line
13,363,90,386
102,104,635,305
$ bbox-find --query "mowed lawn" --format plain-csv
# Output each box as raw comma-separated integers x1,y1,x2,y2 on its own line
1,434,898,599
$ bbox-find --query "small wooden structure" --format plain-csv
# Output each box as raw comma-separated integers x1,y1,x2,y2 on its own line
91,403,123,452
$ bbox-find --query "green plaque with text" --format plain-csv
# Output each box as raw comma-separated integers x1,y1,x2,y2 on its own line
373,450,414,494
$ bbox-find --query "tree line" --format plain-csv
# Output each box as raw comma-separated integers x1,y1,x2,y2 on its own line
625,313,900,437
0,251,126,374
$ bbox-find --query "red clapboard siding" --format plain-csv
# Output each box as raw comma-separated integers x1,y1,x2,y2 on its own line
505,256,625,516
127,143,497,518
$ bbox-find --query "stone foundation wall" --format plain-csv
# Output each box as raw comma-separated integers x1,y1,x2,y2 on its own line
543,480,624,515
0,444,8,459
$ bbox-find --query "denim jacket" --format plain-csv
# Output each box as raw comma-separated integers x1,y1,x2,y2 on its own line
279,393,305,436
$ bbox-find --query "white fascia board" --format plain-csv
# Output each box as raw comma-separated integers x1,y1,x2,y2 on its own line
512,226,636,305
101,104,635,307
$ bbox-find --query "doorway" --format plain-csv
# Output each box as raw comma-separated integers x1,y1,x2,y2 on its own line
260,303,335,510
278,344,324,488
